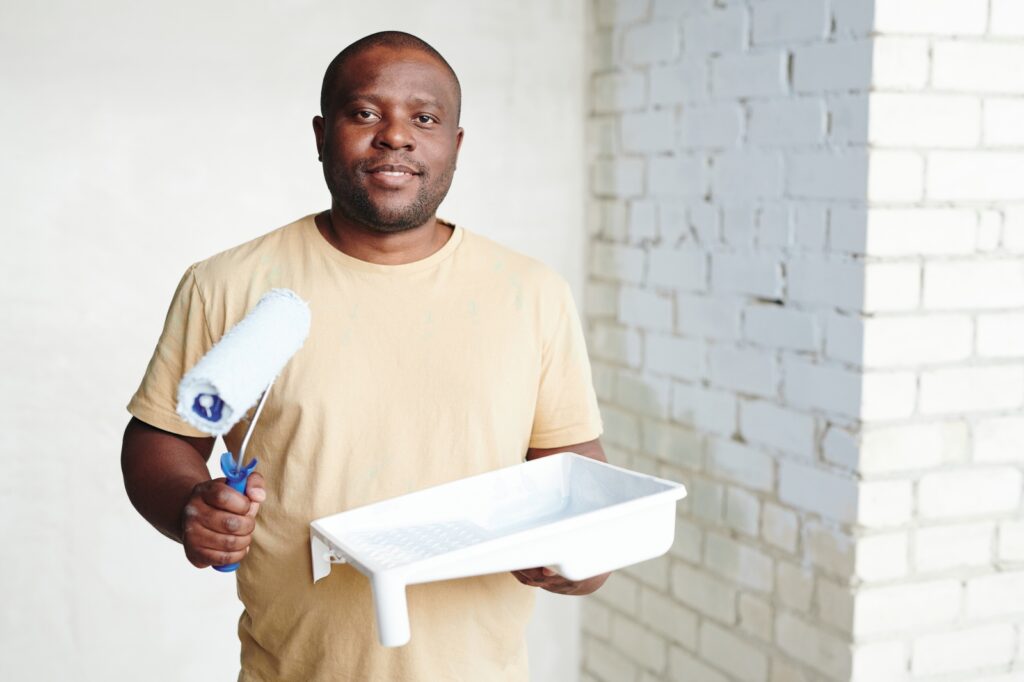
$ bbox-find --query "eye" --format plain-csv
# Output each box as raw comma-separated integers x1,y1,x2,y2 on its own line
354,110,380,122
416,114,437,125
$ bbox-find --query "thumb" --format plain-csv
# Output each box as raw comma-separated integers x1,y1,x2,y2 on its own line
246,471,267,503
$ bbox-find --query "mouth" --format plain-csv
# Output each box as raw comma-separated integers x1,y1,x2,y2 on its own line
365,163,422,176
362,162,423,190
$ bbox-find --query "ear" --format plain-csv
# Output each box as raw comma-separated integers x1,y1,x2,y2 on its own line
312,116,325,161
454,127,464,161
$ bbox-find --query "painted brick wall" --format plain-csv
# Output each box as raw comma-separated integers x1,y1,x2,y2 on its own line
582,1,1024,681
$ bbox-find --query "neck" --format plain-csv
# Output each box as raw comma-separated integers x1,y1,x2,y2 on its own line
315,206,452,266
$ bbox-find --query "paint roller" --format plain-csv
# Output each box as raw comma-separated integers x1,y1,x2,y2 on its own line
176,288,311,572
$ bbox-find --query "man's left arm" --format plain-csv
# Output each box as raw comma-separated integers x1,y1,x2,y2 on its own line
512,438,610,596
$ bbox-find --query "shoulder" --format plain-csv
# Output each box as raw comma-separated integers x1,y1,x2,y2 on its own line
455,226,570,296
189,214,312,288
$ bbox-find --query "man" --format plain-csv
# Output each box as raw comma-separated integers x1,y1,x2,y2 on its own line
122,31,607,681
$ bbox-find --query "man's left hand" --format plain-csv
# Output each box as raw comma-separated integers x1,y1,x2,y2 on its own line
512,567,609,596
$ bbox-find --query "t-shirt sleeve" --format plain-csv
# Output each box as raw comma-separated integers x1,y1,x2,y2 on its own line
127,265,215,438
529,279,604,449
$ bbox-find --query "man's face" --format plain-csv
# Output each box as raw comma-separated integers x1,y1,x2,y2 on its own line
313,46,463,233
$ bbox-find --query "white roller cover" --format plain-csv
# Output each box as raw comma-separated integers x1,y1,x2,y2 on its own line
176,288,311,436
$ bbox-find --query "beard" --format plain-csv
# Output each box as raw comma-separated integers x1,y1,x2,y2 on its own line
324,155,456,234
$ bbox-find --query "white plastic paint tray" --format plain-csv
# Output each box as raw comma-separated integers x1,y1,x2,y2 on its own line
309,453,687,646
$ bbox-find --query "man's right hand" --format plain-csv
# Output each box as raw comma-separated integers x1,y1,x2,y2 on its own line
180,472,266,568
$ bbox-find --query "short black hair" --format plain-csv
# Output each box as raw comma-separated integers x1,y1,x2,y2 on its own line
319,31,462,121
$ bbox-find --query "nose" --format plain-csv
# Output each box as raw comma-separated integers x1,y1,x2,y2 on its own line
372,118,415,152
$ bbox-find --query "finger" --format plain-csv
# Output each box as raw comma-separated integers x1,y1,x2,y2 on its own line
186,506,256,536
186,544,248,568
199,480,252,514
184,523,254,554
245,472,266,503
516,568,547,582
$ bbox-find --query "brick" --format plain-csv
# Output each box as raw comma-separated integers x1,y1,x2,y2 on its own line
594,72,646,113
645,333,704,379
711,51,787,98
739,399,815,458
1009,207,1024,253
776,561,814,611
590,323,642,367
770,658,813,682
762,502,798,553
586,280,618,318
782,256,864,309
829,206,867,254
592,242,645,283
999,520,1024,561
832,0,873,36
704,531,774,592
757,204,792,249
623,22,678,65
855,532,908,582
598,572,640,614
685,475,724,523
752,0,827,44
724,486,760,536
621,110,675,154
918,467,1023,519
602,405,642,450
805,521,854,576
828,94,869,145
788,151,868,200
928,152,1024,201
872,37,929,89
595,0,650,26
683,7,749,54
748,99,825,146
864,208,977,257
915,522,994,573
700,621,769,682
861,371,917,420
585,639,639,682
992,0,1024,35
619,286,673,331
650,60,707,105
707,437,774,491
671,563,737,623
912,624,1016,677
713,151,784,200
648,155,707,198
919,366,1024,414
670,517,703,563
744,304,819,352
853,580,961,637
860,421,969,474
669,647,728,682
598,199,629,240
984,98,1024,147
688,201,719,244
711,252,782,298
709,345,777,399
978,313,1024,358
793,41,872,93
640,588,698,648
975,416,1024,463
648,248,704,293
782,357,861,419
617,372,670,420
739,594,772,642
858,479,913,528
850,642,907,682
872,93,983,148
593,158,644,197
822,425,857,470
868,150,923,202
863,262,921,313
676,294,740,341
780,460,858,523
824,312,861,365
978,210,1002,251
862,315,973,367
592,362,616,402
672,383,737,436
641,419,702,469
875,0,988,35
966,571,1024,618
611,614,667,672
776,612,851,680
817,578,855,632
722,204,756,248
657,200,689,243
678,103,741,149
582,599,612,639
628,201,657,242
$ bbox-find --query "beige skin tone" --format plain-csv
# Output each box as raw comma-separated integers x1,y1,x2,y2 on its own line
121,45,608,595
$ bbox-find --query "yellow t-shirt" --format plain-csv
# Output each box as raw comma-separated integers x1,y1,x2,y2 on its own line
128,214,603,682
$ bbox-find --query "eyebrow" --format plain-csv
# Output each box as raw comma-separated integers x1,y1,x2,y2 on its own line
344,93,447,111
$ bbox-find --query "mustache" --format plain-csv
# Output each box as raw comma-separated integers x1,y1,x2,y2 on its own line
356,156,427,175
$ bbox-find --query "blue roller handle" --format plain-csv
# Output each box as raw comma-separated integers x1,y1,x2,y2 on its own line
212,451,259,573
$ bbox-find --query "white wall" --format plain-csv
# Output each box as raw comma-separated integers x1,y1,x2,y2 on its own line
0,2,585,680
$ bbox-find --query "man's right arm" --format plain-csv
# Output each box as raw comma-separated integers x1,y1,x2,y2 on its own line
121,417,265,568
